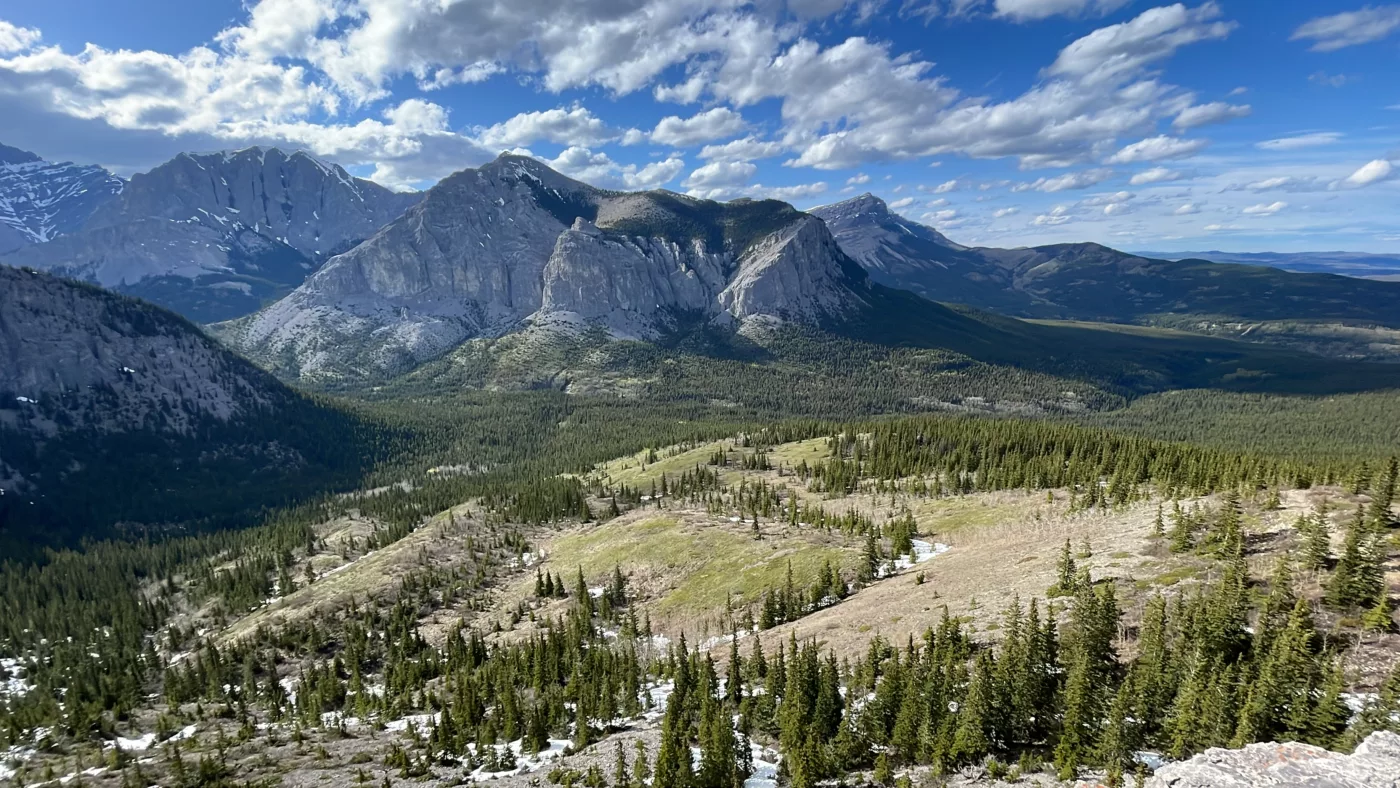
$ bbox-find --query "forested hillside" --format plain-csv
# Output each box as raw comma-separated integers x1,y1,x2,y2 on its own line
0,266,385,555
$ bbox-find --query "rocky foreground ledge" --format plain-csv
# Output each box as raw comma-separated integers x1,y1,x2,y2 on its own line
1129,731,1400,787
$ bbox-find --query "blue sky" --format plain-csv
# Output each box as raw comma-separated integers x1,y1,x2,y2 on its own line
0,1,1397,252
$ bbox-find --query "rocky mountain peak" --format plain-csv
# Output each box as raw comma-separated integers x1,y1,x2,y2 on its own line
821,192,890,220
0,143,125,253
0,143,43,166
2,145,422,322
224,155,869,380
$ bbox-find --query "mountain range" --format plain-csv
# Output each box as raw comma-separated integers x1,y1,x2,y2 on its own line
5,143,1400,546
812,194,1400,328
0,145,420,322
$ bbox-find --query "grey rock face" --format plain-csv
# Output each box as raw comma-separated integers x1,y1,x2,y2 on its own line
0,265,274,443
224,156,588,377
812,193,964,273
0,144,125,252
226,155,868,381
535,218,732,338
2,146,420,322
1141,732,1400,787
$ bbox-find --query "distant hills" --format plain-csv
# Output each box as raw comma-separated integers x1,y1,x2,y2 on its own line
811,194,1400,329
1137,250,1400,281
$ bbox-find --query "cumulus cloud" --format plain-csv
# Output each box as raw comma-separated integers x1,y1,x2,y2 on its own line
1334,159,1395,189
476,106,617,148
1130,167,1182,185
1031,205,1074,226
0,20,40,54
1242,200,1287,216
682,160,758,192
1291,5,1400,52
1256,132,1342,151
1105,135,1207,163
545,146,686,191
0,0,1250,189
698,136,786,162
1045,2,1235,86
1173,202,1200,215
1013,168,1114,192
1172,101,1250,131
932,179,962,193
993,0,1133,21
651,107,748,147
845,172,870,185
888,196,916,209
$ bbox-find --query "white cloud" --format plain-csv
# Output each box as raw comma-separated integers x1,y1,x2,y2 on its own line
1105,135,1207,163
651,107,748,147
1013,168,1114,192
993,0,1133,21
993,206,1020,217
1335,159,1395,189
1129,167,1182,185
623,156,687,190
1172,101,1250,131
1031,205,1074,226
697,136,785,162
541,147,684,191
1256,131,1342,151
1173,202,1200,215
1102,201,1131,215
1292,6,1400,52
476,106,616,148
846,172,870,185
1242,201,1287,216
933,179,962,193
1308,71,1353,88
1045,2,1235,86
1243,176,1298,191
761,182,829,201
888,196,916,209
682,160,758,190
0,20,41,54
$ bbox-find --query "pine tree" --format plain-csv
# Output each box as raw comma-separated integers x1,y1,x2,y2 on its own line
1054,539,1076,594
1361,583,1395,634
1298,514,1331,573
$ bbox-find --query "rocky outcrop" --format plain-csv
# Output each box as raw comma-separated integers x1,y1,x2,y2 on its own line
225,155,869,381
2,146,420,322
1140,731,1400,787
0,143,124,253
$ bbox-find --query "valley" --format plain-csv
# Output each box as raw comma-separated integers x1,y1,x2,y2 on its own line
3,421,1397,788
3,142,1400,788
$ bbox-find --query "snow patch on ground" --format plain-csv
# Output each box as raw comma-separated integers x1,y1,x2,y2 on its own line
114,732,157,751
0,657,33,700
888,539,950,574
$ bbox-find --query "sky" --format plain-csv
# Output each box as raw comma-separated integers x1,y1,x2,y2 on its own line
0,1,1397,253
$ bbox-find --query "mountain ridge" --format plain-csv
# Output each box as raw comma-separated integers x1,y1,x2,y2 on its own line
0,145,422,322
0,264,377,550
812,193,1400,329
218,154,874,381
